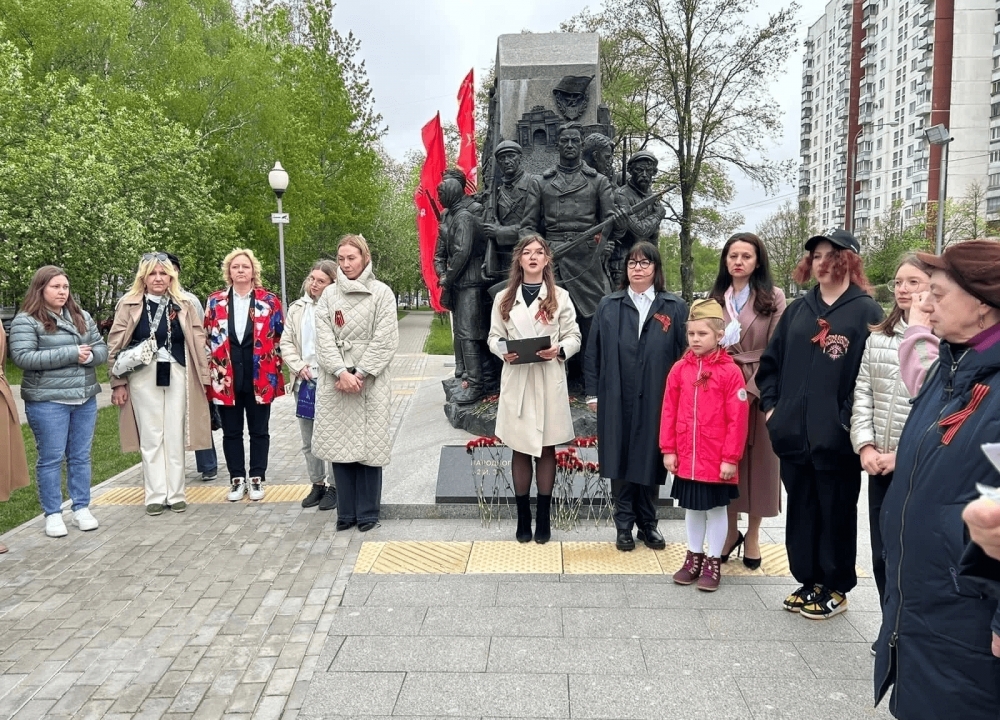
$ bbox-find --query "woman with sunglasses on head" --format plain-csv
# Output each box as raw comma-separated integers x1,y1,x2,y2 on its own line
10,266,108,537
850,254,931,620
585,241,687,551
108,253,212,516
204,248,285,504
708,232,786,570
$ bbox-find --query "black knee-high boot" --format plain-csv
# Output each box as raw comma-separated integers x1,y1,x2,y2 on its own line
534,494,552,544
515,494,532,543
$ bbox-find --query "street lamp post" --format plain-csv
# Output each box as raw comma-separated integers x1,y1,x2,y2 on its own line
268,161,290,312
924,124,953,255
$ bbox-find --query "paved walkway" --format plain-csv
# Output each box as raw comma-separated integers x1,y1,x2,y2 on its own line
0,310,892,719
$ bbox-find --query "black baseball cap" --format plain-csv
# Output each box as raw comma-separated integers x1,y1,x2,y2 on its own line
805,228,860,254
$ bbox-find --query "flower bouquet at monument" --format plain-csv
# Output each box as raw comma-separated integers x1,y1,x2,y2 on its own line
466,436,513,527
571,436,614,526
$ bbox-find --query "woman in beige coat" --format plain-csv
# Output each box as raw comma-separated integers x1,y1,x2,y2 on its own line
488,234,581,544
0,324,30,553
709,233,786,568
109,253,212,515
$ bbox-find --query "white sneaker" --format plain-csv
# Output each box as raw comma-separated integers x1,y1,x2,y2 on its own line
72,507,99,531
227,478,247,502
248,477,265,502
45,514,68,538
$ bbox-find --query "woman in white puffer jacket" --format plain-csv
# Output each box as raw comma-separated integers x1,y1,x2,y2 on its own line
850,253,932,610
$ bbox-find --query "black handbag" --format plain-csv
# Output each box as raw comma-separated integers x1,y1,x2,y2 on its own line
296,380,316,420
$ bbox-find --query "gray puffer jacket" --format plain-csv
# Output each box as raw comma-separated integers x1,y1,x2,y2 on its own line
850,319,910,454
9,309,108,403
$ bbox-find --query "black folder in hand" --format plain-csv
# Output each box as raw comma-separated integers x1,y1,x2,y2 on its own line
501,336,552,364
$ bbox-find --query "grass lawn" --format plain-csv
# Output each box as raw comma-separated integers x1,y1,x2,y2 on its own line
4,358,112,386
397,310,408,321
423,313,454,355
0,405,140,535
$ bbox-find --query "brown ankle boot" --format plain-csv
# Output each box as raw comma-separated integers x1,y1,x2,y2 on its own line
672,551,705,585
697,556,721,592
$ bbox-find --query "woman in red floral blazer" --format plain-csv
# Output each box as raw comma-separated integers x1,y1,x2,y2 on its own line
204,248,284,503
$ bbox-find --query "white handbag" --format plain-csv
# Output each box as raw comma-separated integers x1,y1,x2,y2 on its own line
111,300,167,378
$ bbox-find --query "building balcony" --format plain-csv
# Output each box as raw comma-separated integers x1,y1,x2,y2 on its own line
801,139,812,154
840,34,852,49
856,170,871,182
840,14,852,31
801,121,813,134
860,110,874,125
912,169,929,184
917,31,933,51
913,147,929,162
802,107,813,119
861,34,877,51
917,56,933,73
918,10,933,26
855,207,871,220
834,177,847,190
862,53,877,70
803,73,814,86
842,0,853,10
915,99,931,116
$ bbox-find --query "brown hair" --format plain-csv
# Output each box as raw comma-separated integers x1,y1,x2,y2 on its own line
337,234,371,267
709,232,779,316
499,235,558,322
793,246,874,296
20,266,87,334
871,252,933,336
300,259,338,296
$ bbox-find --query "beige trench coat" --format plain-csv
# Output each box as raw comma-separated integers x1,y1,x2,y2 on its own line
723,287,786,517
107,294,212,453
488,284,581,457
0,326,30,502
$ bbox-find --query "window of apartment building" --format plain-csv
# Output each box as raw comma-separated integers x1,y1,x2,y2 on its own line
881,59,887,70
876,177,882,189
874,197,881,209
907,145,913,157
905,207,913,219
881,38,888,51
909,101,916,114
988,197,1000,213
992,80,1000,96
876,157,883,169
825,162,831,175
990,150,1000,163
877,139,883,151
893,150,901,168
881,79,886,91
906,167,913,178
906,188,912,200
822,213,829,225
825,148,831,160
894,129,903,147
882,18,888,29
993,102,1000,118
990,173,1000,188
825,130,831,142
992,128,1000,141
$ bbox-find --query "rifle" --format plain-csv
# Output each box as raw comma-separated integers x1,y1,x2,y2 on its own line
550,187,669,264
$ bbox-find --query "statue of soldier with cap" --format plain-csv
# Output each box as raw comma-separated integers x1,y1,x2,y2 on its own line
483,140,536,282
610,150,666,288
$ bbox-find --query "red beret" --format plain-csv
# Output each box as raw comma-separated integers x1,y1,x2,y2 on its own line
917,240,1000,309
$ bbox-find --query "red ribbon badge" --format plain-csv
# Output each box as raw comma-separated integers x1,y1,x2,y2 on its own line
811,318,831,348
335,310,345,328
653,313,671,333
535,308,550,325
693,370,712,388
939,383,990,445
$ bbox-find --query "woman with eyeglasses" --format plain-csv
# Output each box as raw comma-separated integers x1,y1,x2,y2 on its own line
108,253,212,515
585,241,687,551
204,248,285,504
708,232,787,570
850,254,932,618
280,260,338,511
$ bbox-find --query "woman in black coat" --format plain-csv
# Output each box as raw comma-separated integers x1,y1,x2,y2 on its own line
584,241,687,551
874,240,1000,719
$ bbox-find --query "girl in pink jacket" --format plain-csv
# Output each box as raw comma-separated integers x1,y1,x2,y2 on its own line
660,299,750,591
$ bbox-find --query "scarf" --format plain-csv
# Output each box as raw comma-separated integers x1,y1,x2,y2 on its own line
722,285,750,348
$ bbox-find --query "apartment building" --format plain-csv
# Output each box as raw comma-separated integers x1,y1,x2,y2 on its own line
799,0,996,236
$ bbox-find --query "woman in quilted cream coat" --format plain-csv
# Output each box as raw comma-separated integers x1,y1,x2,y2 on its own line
313,235,399,533
850,253,931,608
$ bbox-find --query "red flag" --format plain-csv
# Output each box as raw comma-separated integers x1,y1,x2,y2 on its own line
456,69,477,194
415,113,447,312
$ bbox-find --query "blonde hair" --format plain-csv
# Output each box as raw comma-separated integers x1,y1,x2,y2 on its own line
337,234,371,266
126,257,183,300
222,247,264,287
300,259,338,296
688,316,726,334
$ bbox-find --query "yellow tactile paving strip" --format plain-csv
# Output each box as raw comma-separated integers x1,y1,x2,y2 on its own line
353,541,867,577
93,485,313,505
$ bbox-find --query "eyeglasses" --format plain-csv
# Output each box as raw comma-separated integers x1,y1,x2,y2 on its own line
887,279,927,292
142,252,169,263
627,259,653,269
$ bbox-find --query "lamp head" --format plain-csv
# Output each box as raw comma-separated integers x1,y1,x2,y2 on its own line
268,161,289,198
924,124,951,145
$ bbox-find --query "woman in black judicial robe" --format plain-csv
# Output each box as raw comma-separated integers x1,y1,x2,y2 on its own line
584,241,688,552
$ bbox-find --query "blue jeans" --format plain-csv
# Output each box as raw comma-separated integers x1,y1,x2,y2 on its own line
24,397,98,516
195,442,217,474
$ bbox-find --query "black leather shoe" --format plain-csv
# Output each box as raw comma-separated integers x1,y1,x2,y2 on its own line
335,520,356,532
615,530,635,552
301,483,325,509
357,521,379,532
637,526,666,550
318,487,338,511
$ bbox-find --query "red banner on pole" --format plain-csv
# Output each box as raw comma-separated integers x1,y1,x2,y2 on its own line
456,69,478,194
415,113,447,312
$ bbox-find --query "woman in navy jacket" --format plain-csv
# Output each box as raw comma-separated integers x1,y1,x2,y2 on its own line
874,240,1000,719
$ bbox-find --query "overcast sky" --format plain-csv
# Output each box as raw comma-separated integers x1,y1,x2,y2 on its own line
334,0,808,235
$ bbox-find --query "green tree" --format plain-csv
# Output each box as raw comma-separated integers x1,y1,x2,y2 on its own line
755,199,814,294
659,233,722,294
862,200,929,289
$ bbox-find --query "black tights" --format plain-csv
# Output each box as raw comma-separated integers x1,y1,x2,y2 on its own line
512,447,555,496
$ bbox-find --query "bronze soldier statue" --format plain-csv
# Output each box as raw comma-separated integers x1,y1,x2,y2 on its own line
483,140,535,282
583,133,616,185
434,171,489,405
611,150,666,288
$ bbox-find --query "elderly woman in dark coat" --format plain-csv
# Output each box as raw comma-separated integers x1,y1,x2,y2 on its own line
584,241,687,551
874,240,1000,719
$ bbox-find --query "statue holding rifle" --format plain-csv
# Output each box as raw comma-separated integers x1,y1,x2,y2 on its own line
610,150,666,289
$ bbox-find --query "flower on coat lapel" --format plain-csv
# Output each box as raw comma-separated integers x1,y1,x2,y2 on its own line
653,313,671,332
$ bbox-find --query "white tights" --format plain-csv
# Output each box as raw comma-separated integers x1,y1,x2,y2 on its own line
685,506,729,557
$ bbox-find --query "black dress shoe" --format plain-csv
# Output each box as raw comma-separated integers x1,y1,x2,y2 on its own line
637,526,666,550
318,487,338,511
720,530,744,563
615,530,636,552
301,483,326,509
335,520,356,532
743,555,762,570
357,521,379,532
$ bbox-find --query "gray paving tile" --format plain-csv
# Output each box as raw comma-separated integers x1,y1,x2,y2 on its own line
737,676,892,718
489,636,643,674
330,636,490,672
569,674,752,719
846,610,885,643
795,641,877,679
299,671,404,716
703,608,866,643
624,581,767,609
352,581,498,607
421,606,563,637
323,606,427,636
393,672,569,718
495,581,622,608
641,639,811,678
562,607,712,639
